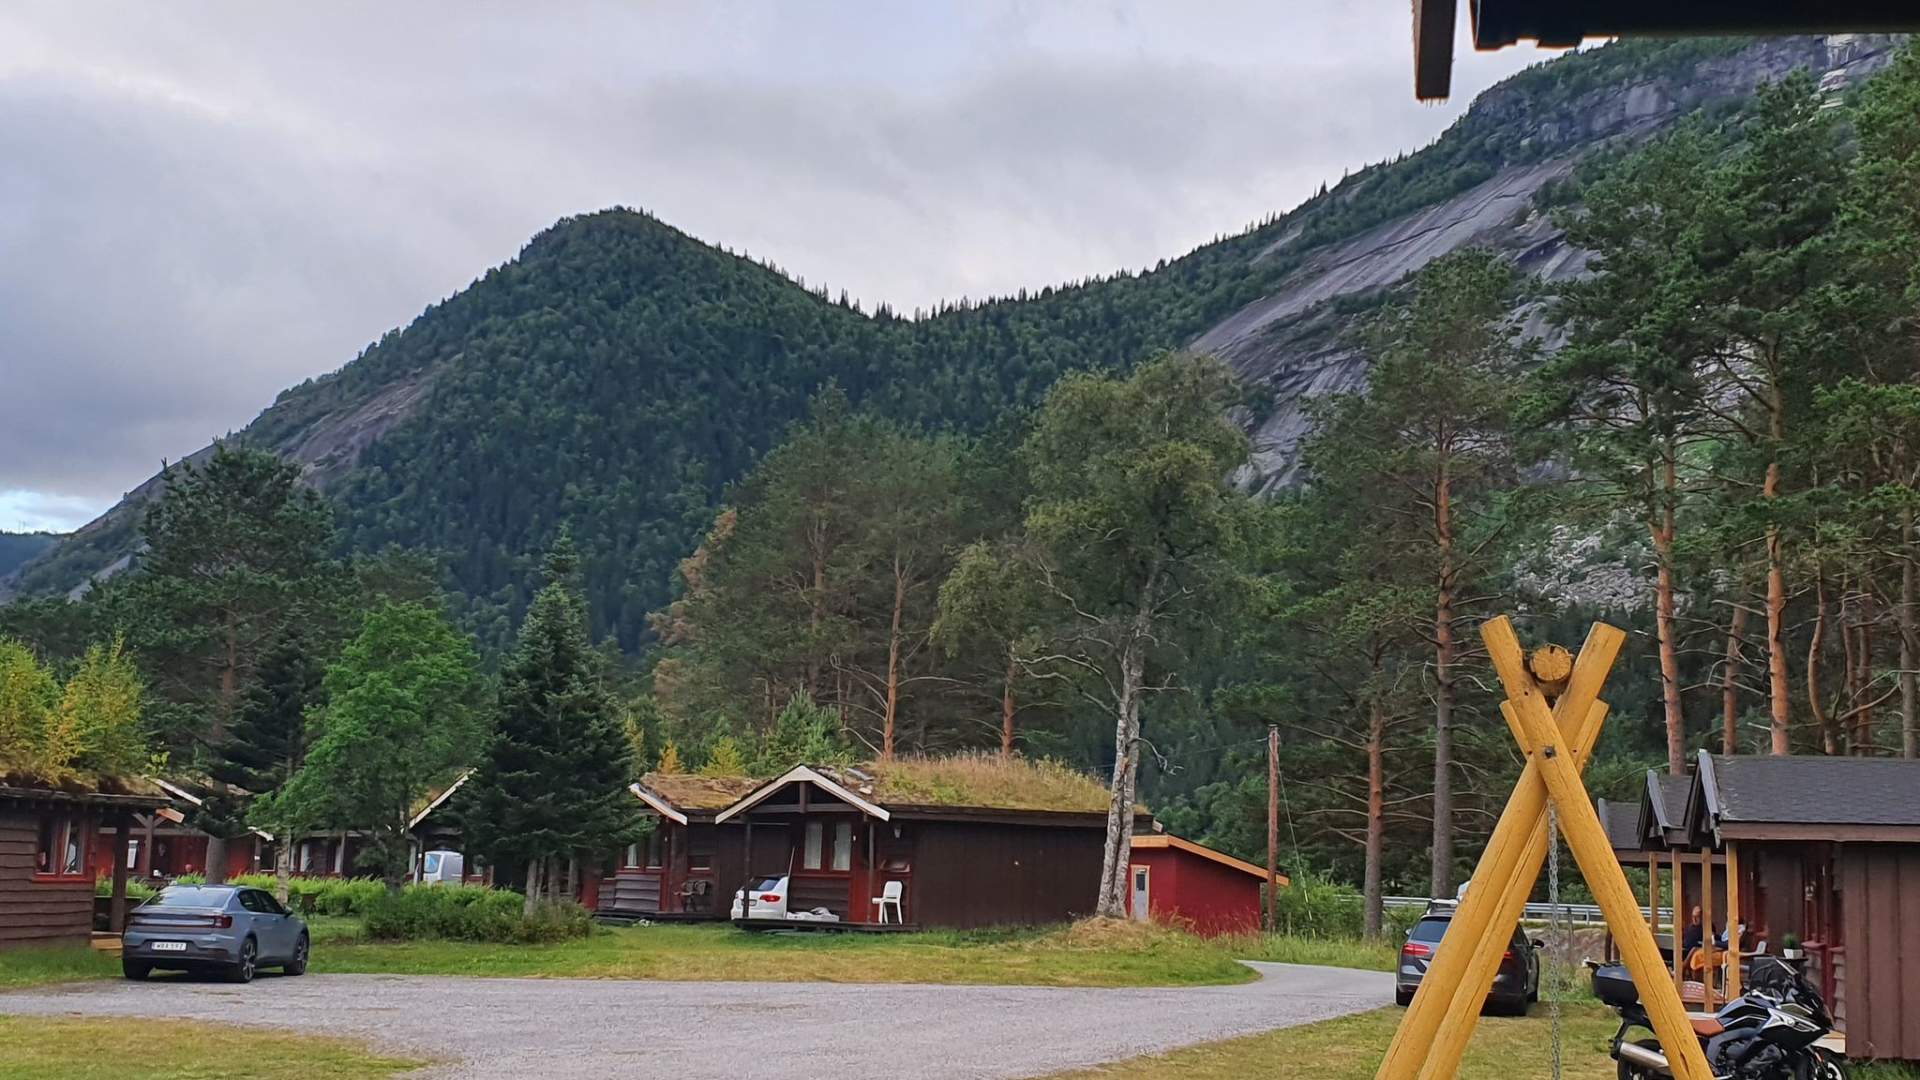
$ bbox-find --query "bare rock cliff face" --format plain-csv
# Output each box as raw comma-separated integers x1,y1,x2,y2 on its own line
1206,34,1901,494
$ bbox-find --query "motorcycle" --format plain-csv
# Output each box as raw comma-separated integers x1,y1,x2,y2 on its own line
1587,956,1850,1079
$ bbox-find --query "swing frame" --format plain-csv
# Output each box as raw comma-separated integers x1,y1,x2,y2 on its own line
1374,617,1714,1080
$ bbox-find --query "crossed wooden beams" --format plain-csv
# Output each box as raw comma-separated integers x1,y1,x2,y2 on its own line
1375,617,1713,1080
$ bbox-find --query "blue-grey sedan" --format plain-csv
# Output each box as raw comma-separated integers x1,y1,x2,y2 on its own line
122,884,309,982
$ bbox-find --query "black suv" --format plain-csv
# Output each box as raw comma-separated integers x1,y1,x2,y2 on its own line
1394,904,1541,1014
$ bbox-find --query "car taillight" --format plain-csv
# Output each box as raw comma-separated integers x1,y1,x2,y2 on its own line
1402,942,1432,958
760,893,781,903
213,915,233,929
1502,949,1513,960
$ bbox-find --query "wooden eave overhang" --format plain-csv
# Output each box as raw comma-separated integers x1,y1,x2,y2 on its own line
630,781,690,826
1133,833,1283,883
715,765,891,824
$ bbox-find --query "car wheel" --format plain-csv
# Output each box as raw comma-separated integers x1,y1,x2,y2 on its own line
227,937,258,983
284,934,308,976
122,959,150,981
1395,987,1414,1007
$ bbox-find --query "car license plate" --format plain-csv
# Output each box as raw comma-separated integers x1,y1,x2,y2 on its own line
151,941,187,952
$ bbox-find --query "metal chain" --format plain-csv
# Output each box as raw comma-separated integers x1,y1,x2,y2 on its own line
1546,802,1564,1080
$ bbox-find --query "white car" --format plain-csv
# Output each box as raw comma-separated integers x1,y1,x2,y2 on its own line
731,875,840,924
732,875,790,920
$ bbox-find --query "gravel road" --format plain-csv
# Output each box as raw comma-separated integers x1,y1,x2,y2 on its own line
2,962,1390,1079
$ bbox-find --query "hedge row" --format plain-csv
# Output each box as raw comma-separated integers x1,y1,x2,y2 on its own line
228,874,390,915
361,885,593,943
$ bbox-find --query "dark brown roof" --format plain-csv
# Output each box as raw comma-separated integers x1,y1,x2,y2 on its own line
1598,798,1643,853
637,773,764,812
1701,753,1920,830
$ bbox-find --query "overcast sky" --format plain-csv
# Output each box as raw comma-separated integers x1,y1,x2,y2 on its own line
0,2,1565,533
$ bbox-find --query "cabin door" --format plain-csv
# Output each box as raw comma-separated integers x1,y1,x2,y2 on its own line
1130,865,1150,923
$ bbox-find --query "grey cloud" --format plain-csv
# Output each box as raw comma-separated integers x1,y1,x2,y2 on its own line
0,2,1558,523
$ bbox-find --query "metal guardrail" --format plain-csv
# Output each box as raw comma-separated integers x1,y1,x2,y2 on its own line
1383,895,1674,927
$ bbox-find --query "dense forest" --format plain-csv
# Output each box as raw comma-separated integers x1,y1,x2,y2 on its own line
5,37,1919,931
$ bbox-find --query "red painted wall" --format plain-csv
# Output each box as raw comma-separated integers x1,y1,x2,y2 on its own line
1128,846,1263,937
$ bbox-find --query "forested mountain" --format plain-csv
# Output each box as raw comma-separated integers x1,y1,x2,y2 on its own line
5,34,1903,651
0,532,60,577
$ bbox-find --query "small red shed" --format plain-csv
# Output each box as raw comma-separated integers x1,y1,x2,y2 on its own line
1126,834,1282,937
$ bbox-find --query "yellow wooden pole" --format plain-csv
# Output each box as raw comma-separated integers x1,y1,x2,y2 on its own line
1485,617,1714,1080
1726,841,1742,999
1378,623,1622,1080
1411,700,1608,1080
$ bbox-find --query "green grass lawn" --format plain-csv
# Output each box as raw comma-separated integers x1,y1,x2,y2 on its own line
1048,1003,1625,1079
311,918,1258,986
0,919,1261,990
0,1016,423,1079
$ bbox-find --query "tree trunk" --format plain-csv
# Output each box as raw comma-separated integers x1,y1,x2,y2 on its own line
524,858,542,916
999,647,1018,762
274,836,293,906
1651,465,1686,774
1094,631,1147,919
1853,623,1874,755
1764,401,1791,754
1430,460,1455,897
1903,511,1917,759
205,835,229,885
1364,695,1386,940
1809,575,1835,755
1722,604,1749,755
882,551,906,761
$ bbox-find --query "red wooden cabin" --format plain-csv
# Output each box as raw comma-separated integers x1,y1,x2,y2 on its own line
1126,833,1281,936
713,760,1151,929
1681,753,1920,1063
2,781,166,948
599,773,763,920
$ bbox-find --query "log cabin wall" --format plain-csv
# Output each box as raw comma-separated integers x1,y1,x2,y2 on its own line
0,805,97,949
1839,844,1920,1062
908,818,1103,929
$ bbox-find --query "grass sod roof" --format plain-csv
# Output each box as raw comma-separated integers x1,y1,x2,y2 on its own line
637,772,767,812
842,753,1121,816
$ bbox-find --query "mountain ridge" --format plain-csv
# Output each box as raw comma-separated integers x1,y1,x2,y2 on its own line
7,33,1905,647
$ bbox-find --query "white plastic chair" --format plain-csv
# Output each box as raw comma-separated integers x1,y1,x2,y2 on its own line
871,880,904,924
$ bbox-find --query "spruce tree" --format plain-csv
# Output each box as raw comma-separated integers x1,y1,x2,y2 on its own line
462,535,644,913
210,628,326,901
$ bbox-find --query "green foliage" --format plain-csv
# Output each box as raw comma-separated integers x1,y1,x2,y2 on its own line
460,537,644,885
0,636,148,784
227,874,389,915
267,601,486,886
699,736,746,777
95,876,159,903
749,693,847,775
361,885,592,943
0,531,58,578
120,444,342,759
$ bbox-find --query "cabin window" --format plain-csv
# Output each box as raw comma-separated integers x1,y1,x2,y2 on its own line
298,841,312,873
34,812,87,878
645,829,663,868
831,821,852,872
688,826,714,871
623,843,641,868
803,821,824,870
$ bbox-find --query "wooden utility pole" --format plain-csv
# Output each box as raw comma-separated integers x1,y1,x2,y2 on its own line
1267,725,1280,933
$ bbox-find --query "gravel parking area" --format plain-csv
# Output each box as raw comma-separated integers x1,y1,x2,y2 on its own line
2,962,1390,1079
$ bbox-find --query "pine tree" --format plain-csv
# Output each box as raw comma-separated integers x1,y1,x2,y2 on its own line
213,628,326,901
461,535,645,914
655,741,685,775
701,736,746,777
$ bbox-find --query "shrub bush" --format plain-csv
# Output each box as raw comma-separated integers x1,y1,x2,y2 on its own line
1271,871,1365,938
361,885,591,943
229,874,391,915
94,877,158,903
